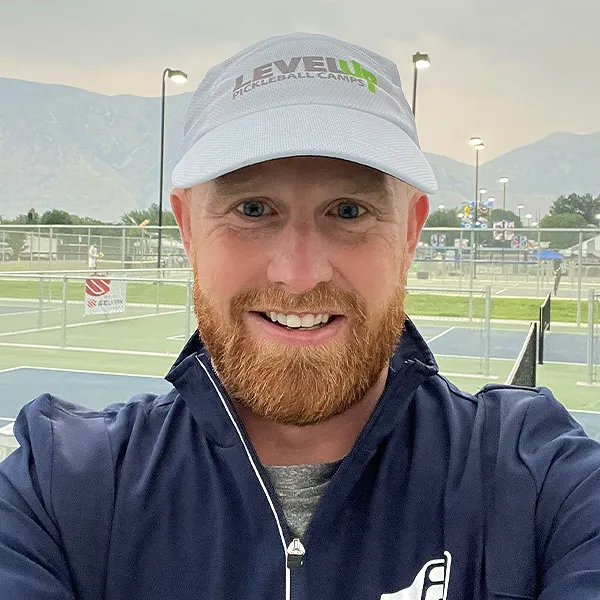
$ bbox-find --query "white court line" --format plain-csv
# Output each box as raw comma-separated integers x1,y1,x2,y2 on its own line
496,288,508,295
0,308,185,339
167,334,185,341
426,326,456,344
436,353,589,366
0,366,24,374
0,342,178,358
6,365,165,379
0,308,60,318
570,408,600,414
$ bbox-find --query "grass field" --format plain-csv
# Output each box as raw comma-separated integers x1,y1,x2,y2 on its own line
1,273,598,414
0,277,595,324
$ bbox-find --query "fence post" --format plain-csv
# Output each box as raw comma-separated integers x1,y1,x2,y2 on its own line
1,230,5,263
61,276,68,347
577,230,583,326
458,229,464,290
121,228,126,269
484,286,491,377
185,278,192,340
38,276,44,329
155,278,161,315
87,228,91,267
49,226,54,269
469,229,475,290
536,227,541,296
588,289,595,385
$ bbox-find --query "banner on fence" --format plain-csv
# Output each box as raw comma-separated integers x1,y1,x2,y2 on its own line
84,274,126,315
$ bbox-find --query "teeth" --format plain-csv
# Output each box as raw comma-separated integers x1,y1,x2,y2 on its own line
300,314,316,328
266,312,333,328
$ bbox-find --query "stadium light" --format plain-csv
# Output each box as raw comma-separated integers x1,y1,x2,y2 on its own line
158,68,188,270
411,52,431,118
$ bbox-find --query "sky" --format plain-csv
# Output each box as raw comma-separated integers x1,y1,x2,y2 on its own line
2,0,599,164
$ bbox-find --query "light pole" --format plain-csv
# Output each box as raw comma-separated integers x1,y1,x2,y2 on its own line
438,204,445,211
470,138,485,277
411,53,431,117
499,177,509,212
517,204,524,222
525,213,532,227
158,68,188,270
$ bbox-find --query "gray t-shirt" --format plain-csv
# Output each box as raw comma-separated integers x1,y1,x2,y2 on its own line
265,461,341,539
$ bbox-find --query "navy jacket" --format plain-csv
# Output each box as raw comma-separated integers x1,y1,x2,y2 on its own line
1,321,599,599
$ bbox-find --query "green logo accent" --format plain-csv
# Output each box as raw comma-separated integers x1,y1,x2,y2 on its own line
339,60,378,93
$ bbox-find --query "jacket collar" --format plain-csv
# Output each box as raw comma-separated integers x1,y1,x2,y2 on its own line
165,318,439,448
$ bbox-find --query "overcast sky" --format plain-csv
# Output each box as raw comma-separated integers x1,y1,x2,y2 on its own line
2,0,599,163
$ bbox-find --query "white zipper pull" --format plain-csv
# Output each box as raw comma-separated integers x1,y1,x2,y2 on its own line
286,538,305,569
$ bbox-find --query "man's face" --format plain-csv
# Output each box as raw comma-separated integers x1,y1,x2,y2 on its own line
171,157,429,426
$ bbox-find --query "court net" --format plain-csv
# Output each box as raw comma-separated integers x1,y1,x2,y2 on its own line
506,321,538,387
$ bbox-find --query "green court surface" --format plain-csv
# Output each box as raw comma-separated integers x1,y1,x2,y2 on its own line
1,272,598,414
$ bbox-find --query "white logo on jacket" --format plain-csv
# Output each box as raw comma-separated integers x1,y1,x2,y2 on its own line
380,552,451,600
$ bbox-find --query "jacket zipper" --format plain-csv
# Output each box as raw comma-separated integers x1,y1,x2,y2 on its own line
196,357,305,600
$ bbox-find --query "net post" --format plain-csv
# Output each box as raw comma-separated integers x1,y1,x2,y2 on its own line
484,286,491,377
589,289,595,385
61,275,68,348
538,300,544,365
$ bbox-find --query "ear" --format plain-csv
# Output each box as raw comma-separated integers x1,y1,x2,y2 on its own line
170,188,194,262
405,191,429,264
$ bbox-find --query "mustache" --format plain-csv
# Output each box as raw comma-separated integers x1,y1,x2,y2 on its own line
229,283,367,319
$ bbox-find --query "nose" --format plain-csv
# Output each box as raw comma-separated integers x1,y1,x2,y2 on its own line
266,222,334,294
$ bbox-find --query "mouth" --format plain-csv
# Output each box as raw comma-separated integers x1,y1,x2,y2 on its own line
254,311,340,331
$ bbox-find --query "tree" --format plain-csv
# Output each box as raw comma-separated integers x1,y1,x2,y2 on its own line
539,213,589,250
40,209,73,225
550,193,600,225
26,208,39,224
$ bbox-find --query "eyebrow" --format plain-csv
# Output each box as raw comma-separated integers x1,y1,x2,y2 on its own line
212,170,396,200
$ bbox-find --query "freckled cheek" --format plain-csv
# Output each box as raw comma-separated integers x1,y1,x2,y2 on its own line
191,231,266,298
338,241,405,306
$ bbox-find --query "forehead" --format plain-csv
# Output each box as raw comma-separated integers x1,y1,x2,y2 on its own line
209,157,403,197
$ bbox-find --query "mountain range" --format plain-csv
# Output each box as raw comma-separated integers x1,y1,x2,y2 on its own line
1,77,599,222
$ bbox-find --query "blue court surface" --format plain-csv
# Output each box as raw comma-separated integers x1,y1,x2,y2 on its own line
417,324,587,364
0,366,598,442
0,367,173,420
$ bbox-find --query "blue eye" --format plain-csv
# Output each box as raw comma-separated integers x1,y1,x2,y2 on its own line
237,200,270,217
337,202,366,219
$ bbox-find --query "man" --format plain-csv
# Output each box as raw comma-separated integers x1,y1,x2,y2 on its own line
1,32,599,599
88,243,99,270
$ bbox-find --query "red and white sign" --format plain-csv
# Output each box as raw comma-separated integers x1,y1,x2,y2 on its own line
84,273,126,315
